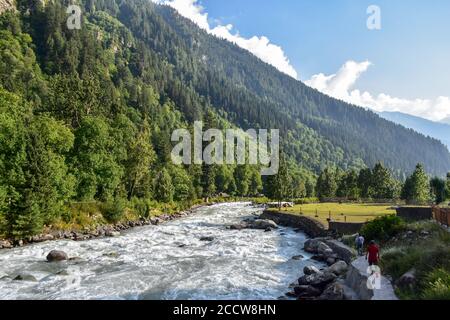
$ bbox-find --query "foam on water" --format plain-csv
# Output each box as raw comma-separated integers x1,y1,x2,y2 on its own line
0,202,319,300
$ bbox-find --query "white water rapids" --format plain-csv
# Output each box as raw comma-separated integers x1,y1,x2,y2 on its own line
0,203,320,300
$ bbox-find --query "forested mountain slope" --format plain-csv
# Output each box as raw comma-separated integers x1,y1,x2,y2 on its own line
1,0,450,238
380,111,450,150
124,0,450,176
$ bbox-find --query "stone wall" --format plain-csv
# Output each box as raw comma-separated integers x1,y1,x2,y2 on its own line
328,221,366,235
260,210,327,238
396,207,433,221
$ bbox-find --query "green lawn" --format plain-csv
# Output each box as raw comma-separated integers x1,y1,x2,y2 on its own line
272,203,396,227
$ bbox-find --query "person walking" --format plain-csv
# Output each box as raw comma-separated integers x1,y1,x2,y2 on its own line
366,240,380,266
355,233,365,256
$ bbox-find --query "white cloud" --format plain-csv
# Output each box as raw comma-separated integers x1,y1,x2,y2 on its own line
154,0,298,79
305,60,450,122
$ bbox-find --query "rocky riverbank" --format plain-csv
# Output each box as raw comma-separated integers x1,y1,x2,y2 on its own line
0,205,206,250
284,238,357,300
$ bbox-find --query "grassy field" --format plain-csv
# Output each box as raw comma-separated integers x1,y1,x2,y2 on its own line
272,203,397,227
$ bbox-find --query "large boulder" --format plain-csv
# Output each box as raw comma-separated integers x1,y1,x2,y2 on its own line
318,242,333,255
303,239,323,253
298,271,337,290
329,261,348,276
396,269,417,290
229,223,247,230
319,283,345,300
248,219,278,230
303,265,322,276
294,285,322,298
46,250,68,262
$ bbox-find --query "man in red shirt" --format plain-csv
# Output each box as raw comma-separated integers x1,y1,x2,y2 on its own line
366,240,380,265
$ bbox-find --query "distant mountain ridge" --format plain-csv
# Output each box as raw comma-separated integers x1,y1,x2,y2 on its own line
379,111,450,150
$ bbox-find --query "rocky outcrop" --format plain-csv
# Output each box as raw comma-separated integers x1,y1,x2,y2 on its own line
260,211,326,238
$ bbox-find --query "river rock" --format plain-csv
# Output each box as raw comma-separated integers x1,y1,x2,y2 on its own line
200,236,214,242
318,242,332,254
294,285,322,298
329,261,348,275
291,255,304,260
247,219,278,230
304,239,323,253
46,250,68,262
106,230,120,237
303,265,322,276
396,269,417,290
14,274,38,282
319,283,345,300
298,271,337,290
41,234,55,242
0,240,13,249
229,223,247,230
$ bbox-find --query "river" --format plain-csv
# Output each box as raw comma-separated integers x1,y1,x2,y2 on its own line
0,202,319,300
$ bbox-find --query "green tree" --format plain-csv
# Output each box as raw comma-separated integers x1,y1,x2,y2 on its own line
401,164,431,204
125,119,156,199
72,116,123,201
170,165,195,202
370,163,398,199
430,177,447,205
234,165,251,197
337,170,359,199
316,167,338,199
358,168,373,198
154,168,174,203
446,173,450,201
265,155,292,207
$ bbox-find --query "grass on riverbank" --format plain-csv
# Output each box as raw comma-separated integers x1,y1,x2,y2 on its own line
2,197,268,238
269,203,396,226
378,221,450,300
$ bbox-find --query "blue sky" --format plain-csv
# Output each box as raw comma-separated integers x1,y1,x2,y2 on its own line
160,0,450,122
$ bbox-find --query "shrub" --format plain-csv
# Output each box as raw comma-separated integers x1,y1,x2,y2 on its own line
103,197,126,223
422,269,450,300
131,197,152,218
360,215,406,242
381,246,421,279
293,197,320,205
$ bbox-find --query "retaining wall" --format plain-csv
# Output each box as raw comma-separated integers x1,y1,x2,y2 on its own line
260,211,327,238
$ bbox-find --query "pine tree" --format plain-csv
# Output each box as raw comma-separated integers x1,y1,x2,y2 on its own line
402,164,431,204
430,177,446,205
154,168,174,203
316,167,338,199
265,155,291,208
